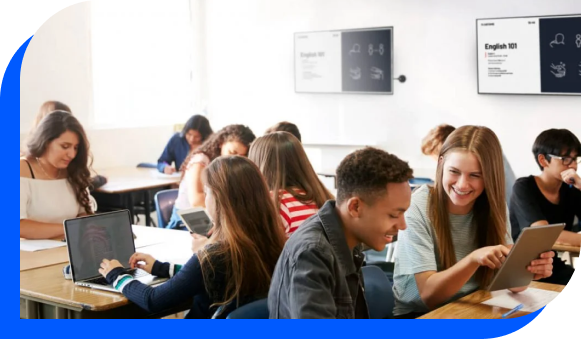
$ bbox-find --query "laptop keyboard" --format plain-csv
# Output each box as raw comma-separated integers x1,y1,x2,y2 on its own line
85,269,149,285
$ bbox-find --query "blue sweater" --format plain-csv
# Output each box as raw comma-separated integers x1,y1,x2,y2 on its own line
157,133,190,173
106,254,220,319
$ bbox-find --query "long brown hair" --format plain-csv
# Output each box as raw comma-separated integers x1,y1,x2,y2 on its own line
179,124,256,176
199,156,285,311
428,126,507,287
26,111,93,215
248,132,334,209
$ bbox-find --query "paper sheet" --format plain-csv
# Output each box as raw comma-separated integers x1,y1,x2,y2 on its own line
481,288,560,312
20,239,67,252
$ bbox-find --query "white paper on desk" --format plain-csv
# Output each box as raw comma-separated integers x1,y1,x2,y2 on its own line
154,172,181,179
20,239,67,252
481,288,560,312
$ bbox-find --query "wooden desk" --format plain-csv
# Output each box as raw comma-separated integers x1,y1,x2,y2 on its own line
20,226,189,272
93,168,180,226
553,243,580,254
418,282,564,319
20,227,192,319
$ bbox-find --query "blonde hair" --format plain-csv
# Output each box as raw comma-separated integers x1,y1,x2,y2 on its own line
32,101,72,131
428,125,507,287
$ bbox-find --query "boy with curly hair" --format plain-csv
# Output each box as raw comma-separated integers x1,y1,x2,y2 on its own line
268,147,413,318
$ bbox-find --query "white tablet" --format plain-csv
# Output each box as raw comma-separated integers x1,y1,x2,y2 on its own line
177,207,213,235
487,223,565,291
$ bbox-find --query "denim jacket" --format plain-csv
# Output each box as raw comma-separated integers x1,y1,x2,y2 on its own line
268,200,369,319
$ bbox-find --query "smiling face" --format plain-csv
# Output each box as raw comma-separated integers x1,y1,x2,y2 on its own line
348,181,411,251
441,151,485,215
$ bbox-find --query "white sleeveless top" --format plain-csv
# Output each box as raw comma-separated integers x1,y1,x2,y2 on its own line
174,153,211,210
20,177,94,223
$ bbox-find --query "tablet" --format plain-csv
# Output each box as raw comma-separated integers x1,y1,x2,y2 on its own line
487,223,565,291
177,207,213,235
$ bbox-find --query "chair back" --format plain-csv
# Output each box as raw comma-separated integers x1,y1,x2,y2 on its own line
154,189,179,228
362,265,395,319
226,299,269,319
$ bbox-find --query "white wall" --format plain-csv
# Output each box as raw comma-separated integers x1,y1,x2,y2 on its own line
20,1,186,168
20,0,581,176
202,0,581,177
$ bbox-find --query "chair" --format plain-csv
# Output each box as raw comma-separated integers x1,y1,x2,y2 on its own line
362,265,395,319
226,299,269,319
409,177,434,190
137,162,158,169
154,189,179,229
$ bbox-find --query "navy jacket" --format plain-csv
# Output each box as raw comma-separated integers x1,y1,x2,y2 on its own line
157,133,190,173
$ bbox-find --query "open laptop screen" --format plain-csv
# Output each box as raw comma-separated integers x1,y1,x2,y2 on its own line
65,211,135,281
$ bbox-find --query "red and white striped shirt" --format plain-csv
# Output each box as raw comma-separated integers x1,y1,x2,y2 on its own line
278,190,319,236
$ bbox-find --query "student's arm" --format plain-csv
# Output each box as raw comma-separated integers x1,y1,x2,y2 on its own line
288,245,337,319
157,135,177,173
20,220,65,240
523,218,581,246
20,161,64,239
185,162,206,208
103,255,204,314
415,245,510,309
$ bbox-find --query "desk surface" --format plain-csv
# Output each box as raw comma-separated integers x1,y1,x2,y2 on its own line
94,167,181,194
553,243,581,254
418,282,564,319
20,226,189,272
20,227,192,312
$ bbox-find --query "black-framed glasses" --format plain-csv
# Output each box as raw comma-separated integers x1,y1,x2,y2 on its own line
547,154,581,166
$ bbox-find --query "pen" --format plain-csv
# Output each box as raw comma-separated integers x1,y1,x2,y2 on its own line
502,304,523,318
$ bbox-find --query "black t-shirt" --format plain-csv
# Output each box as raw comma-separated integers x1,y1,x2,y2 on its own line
509,175,581,241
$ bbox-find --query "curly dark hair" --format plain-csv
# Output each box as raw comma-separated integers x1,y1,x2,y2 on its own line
336,147,414,204
26,111,93,214
179,124,256,173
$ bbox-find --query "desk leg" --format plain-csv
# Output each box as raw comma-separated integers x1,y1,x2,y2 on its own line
56,307,69,319
144,190,152,227
126,193,135,224
25,300,38,319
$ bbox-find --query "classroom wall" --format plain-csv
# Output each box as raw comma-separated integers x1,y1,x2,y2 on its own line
202,0,581,177
20,0,581,176
19,1,191,169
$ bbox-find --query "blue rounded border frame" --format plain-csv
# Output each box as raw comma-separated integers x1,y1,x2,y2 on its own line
5,37,541,336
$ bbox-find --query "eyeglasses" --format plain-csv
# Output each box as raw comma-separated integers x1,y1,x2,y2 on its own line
547,154,581,166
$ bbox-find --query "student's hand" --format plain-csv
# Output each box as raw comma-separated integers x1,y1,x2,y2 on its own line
191,233,209,253
470,245,510,269
129,253,156,273
528,251,554,280
98,259,123,278
561,169,581,190
164,166,177,175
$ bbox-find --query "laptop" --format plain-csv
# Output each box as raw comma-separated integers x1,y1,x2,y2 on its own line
64,210,167,293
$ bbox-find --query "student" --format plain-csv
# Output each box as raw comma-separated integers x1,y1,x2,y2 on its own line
166,124,256,229
248,132,334,236
269,147,413,318
510,129,580,285
265,121,302,142
394,126,555,319
20,111,95,240
98,156,286,318
421,124,517,204
25,100,107,190
157,115,213,174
